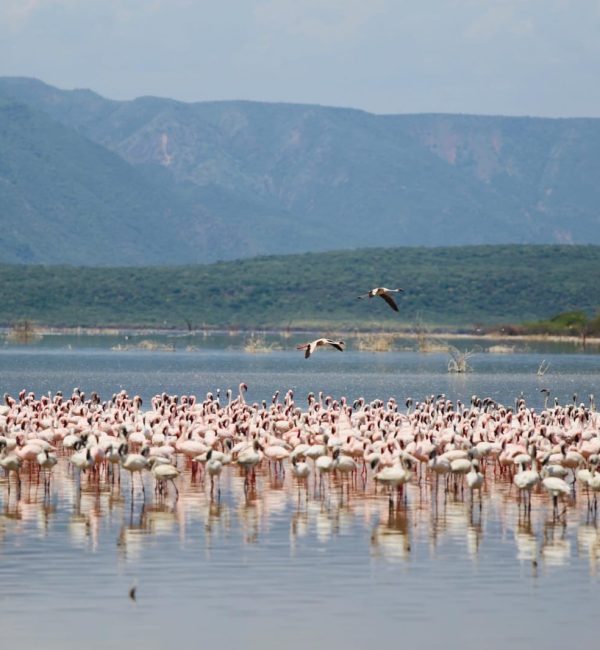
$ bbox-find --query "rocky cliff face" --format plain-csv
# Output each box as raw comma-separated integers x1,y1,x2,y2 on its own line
1,77,599,266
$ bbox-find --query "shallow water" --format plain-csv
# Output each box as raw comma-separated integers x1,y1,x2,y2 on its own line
0,336,599,649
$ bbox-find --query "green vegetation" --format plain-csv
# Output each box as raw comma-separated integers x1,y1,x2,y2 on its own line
1,245,599,330
522,310,600,338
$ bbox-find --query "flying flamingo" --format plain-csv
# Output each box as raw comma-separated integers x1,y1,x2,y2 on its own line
357,287,404,312
296,338,345,358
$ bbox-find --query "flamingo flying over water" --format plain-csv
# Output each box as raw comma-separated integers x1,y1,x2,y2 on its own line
296,338,345,359
357,287,404,312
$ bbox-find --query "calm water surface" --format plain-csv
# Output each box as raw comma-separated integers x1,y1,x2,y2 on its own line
0,335,599,649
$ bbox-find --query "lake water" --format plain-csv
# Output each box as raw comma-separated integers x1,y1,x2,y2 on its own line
0,333,599,649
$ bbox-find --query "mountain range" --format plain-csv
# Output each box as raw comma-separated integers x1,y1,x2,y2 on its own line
1,77,599,265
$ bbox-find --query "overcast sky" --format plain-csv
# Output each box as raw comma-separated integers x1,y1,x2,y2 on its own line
1,0,599,117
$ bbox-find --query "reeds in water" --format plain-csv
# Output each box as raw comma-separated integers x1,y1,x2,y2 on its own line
488,344,516,354
111,339,175,352
244,334,278,353
447,344,481,373
356,333,396,352
6,320,42,344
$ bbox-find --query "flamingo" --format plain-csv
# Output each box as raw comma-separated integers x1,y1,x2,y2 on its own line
357,287,404,312
466,459,484,501
290,456,311,484
0,447,23,495
315,452,334,486
296,338,345,359
150,459,180,498
206,449,223,495
332,448,357,485
119,444,150,496
374,457,412,494
237,440,262,490
514,461,540,512
541,462,571,517
36,449,57,492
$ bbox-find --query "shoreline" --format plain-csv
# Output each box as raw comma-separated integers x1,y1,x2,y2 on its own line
5,325,599,346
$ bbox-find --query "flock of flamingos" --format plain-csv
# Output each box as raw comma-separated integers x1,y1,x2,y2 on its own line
0,288,597,541
1,382,599,523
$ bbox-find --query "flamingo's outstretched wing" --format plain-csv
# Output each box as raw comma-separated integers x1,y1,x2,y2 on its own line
380,293,399,312
327,340,345,352
296,342,312,358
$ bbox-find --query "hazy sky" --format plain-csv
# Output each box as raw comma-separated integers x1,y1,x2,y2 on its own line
1,0,599,116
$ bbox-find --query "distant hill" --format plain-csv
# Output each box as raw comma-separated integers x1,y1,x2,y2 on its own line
1,245,599,328
0,96,207,265
1,77,600,265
